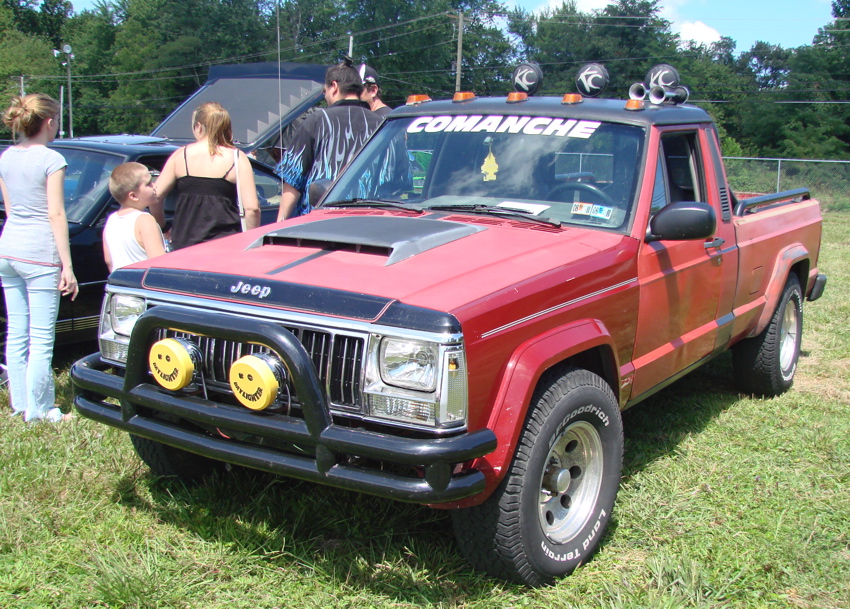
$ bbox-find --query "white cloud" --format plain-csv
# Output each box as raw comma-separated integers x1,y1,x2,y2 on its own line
676,20,722,45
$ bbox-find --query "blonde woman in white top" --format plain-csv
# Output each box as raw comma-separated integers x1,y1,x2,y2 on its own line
0,93,78,422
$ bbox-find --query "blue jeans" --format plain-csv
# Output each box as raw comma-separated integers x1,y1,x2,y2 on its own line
0,258,61,421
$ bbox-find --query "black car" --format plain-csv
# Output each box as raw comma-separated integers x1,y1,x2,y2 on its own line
0,62,328,358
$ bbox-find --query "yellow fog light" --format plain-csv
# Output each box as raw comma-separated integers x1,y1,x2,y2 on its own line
229,353,284,410
149,338,199,391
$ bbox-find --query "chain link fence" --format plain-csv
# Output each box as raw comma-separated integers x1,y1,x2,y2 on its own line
723,157,850,212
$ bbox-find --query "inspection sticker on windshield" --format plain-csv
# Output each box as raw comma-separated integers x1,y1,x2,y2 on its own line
498,201,550,215
407,115,601,139
571,203,613,220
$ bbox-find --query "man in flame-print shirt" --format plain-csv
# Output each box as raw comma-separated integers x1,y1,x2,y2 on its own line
276,61,382,220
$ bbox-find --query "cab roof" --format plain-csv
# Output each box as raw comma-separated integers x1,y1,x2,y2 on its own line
388,96,712,128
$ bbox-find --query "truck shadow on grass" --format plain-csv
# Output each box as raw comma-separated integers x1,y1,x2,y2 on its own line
110,351,768,598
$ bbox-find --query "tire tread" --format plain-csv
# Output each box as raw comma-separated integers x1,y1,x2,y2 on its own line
452,368,623,586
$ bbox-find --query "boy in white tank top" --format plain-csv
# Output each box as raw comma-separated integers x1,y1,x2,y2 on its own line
103,162,166,271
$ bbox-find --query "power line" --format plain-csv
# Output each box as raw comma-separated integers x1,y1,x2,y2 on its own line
31,10,455,81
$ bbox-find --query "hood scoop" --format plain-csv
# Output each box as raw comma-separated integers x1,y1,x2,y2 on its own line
251,216,485,265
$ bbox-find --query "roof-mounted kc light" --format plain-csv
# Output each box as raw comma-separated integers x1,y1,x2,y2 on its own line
512,62,543,96
628,63,688,105
575,63,609,97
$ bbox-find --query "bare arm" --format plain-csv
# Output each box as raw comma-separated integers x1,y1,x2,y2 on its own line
46,168,78,300
277,183,301,222
136,213,167,260
103,237,114,273
152,149,181,229
237,151,261,231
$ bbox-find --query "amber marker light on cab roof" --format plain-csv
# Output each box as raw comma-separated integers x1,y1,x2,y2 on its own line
406,94,432,105
562,93,583,104
453,91,477,102
625,99,645,111
507,92,528,103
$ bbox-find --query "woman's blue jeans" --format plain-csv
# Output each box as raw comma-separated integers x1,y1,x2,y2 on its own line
0,258,61,421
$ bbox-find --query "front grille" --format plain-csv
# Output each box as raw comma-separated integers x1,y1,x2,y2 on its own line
155,325,364,409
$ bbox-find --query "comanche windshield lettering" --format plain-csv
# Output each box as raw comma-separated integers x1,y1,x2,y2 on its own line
406,115,601,139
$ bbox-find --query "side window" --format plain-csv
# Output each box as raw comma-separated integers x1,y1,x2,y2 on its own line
659,132,703,205
253,167,281,207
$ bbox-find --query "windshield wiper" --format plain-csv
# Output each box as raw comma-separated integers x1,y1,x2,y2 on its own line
321,198,423,213
427,204,562,227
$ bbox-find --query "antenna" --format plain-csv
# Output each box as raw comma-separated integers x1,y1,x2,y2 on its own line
276,1,283,173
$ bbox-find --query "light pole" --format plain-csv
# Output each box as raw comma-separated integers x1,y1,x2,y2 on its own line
54,45,74,138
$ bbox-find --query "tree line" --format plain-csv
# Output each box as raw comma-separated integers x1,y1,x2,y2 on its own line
2,0,849,160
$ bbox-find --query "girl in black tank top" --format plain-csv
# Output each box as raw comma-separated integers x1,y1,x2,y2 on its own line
170,147,241,250
152,101,262,250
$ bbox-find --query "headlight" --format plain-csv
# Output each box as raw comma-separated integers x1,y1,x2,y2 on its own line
379,338,438,391
365,340,467,430
110,294,145,336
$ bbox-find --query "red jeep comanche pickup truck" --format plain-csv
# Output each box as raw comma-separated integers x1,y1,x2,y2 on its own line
72,64,826,585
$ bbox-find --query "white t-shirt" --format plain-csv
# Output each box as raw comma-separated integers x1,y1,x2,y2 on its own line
103,209,162,270
0,145,67,266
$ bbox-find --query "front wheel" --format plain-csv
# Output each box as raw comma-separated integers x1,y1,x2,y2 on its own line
130,435,223,483
733,274,803,396
452,367,623,586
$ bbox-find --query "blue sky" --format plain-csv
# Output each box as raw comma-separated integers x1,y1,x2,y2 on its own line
68,0,835,54
512,0,835,53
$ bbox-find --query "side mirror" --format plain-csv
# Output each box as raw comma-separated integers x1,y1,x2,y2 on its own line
646,201,716,242
309,179,332,208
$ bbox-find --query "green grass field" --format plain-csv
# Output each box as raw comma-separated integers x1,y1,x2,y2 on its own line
1,213,848,609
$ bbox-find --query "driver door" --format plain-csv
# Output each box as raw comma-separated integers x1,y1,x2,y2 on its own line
630,128,724,398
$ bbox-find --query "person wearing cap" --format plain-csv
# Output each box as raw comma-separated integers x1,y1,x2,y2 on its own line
276,60,381,220
358,64,392,118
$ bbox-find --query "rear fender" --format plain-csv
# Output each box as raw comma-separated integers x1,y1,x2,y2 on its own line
751,244,809,337
440,320,618,508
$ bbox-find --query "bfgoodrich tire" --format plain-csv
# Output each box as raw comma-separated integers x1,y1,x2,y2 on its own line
452,367,623,586
130,435,223,483
733,275,803,396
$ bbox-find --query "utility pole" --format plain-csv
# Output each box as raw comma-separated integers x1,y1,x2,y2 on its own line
19,76,25,96
54,45,74,138
59,86,64,138
455,11,463,92
65,45,74,138
348,34,353,58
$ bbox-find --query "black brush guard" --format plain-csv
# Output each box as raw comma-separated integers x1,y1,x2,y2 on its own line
71,306,496,503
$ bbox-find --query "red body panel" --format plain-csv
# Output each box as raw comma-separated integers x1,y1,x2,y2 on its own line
122,120,824,508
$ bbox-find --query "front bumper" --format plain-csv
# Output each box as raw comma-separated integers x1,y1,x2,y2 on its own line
71,305,496,504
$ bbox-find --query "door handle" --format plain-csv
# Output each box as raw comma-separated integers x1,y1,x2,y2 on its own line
704,237,725,250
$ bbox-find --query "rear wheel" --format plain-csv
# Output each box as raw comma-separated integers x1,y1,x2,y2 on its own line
734,275,803,396
452,367,623,586
130,435,223,483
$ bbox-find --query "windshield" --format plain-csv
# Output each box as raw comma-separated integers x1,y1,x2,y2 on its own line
322,114,646,231
61,148,125,223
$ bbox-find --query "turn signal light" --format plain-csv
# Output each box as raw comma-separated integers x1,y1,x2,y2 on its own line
453,91,476,102
562,93,583,104
405,94,432,105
